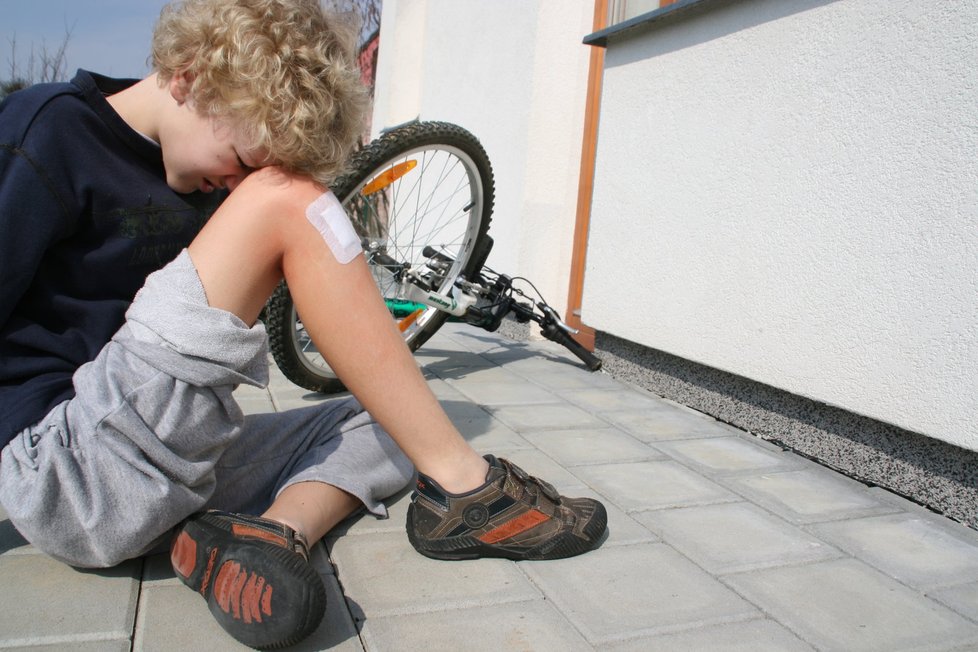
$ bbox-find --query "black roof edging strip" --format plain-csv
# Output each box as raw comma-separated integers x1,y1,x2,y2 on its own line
583,0,725,47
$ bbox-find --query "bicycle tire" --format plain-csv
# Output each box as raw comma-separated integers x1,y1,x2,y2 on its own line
266,121,495,393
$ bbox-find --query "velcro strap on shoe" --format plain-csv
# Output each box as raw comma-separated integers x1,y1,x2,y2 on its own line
219,512,311,560
499,458,562,507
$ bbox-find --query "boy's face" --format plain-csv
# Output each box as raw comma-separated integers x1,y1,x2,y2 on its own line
160,75,272,195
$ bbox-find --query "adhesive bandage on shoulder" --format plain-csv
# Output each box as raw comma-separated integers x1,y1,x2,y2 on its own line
305,192,362,264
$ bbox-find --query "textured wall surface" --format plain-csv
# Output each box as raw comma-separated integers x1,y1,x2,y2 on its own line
371,0,594,316
584,0,978,450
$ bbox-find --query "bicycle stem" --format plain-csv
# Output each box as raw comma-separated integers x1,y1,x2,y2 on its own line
398,279,478,317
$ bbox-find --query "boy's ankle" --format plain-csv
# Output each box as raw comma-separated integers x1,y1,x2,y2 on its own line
420,454,490,495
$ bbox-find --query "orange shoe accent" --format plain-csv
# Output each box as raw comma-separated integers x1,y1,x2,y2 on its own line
241,574,272,624
171,531,197,580
199,547,218,596
214,560,274,623
232,523,288,548
229,565,249,620
214,560,240,615
478,509,549,544
261,582,273,617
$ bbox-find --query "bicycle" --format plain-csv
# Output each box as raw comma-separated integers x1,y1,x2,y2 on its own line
264,120,601,394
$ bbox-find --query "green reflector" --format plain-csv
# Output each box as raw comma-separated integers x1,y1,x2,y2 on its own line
386,299,427,318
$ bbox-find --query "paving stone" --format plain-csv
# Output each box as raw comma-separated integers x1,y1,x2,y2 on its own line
438,396,492,422
141,553,183,586
445,410,533,453
725,558,978,651
485,403,609,432
413,337,475,356
600,408,736,441
133,583,251,651
574,460,739,512
0,555,140,644
556,387,669,413
448,379,560,406
604,618,814,651
635,503,840,574
236,395,276,415
330,488,413,538
483,338,582,364
483,349,545,365
360,600,593,651
328,532,540,617
495,448,591,492
5,641,131,652
521,543,757,644
420,322,472,351
653,436,802,477
929,582,978,622
421,351,497,377
233,383,271,400
521,428,663,467
810,513,978,589
517,367,623,391
434,324,507,351
423,376,468,401
723,468,897,524
442,365,531,385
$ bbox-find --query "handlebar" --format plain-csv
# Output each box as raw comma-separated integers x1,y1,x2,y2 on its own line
409,247,602,372
457,272,602,372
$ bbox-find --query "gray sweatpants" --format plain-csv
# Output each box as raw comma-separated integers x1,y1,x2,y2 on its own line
0,251,413,568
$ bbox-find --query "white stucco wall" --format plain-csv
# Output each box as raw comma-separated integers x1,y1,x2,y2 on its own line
371,0,594,314
584,0,978,450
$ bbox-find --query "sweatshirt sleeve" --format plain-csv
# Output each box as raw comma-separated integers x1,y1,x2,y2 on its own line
0,141,75,328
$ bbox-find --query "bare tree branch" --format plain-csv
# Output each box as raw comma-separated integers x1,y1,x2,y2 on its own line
1,24,73,97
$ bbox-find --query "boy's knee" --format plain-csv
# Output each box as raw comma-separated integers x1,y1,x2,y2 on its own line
234,167,326,213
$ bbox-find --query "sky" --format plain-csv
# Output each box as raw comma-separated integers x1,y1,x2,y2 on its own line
1,0,380,83
2,0,169,81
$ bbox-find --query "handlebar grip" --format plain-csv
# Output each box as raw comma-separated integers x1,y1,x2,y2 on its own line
545,324,603,371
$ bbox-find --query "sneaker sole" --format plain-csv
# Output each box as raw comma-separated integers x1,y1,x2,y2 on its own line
171,514,326,649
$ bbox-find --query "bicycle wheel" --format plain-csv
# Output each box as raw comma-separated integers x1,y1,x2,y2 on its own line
266,121,495,393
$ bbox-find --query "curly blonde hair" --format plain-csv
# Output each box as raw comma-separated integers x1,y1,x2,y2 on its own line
152,0,367,185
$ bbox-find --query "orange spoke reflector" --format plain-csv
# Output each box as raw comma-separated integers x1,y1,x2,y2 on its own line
397,308,424,333
362,160,418,196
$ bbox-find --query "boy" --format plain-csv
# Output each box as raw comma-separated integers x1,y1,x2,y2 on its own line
0,0,607,648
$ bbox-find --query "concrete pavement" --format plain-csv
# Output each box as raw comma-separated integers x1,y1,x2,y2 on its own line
2,323,978,650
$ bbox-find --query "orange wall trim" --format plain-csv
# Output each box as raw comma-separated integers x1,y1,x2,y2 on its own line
565,0,608,351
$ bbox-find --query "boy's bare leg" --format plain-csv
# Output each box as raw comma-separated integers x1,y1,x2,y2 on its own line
186,168,489,541
262,482,361,543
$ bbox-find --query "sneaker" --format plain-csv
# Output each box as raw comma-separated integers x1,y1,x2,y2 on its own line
406,455,607,561
170,510,326,649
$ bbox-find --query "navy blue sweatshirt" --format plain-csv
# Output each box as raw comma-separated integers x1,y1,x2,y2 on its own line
0,70,221,446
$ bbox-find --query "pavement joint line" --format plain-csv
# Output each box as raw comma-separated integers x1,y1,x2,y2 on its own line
329,557,368,652
0,633,133,648
510,563,594,644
